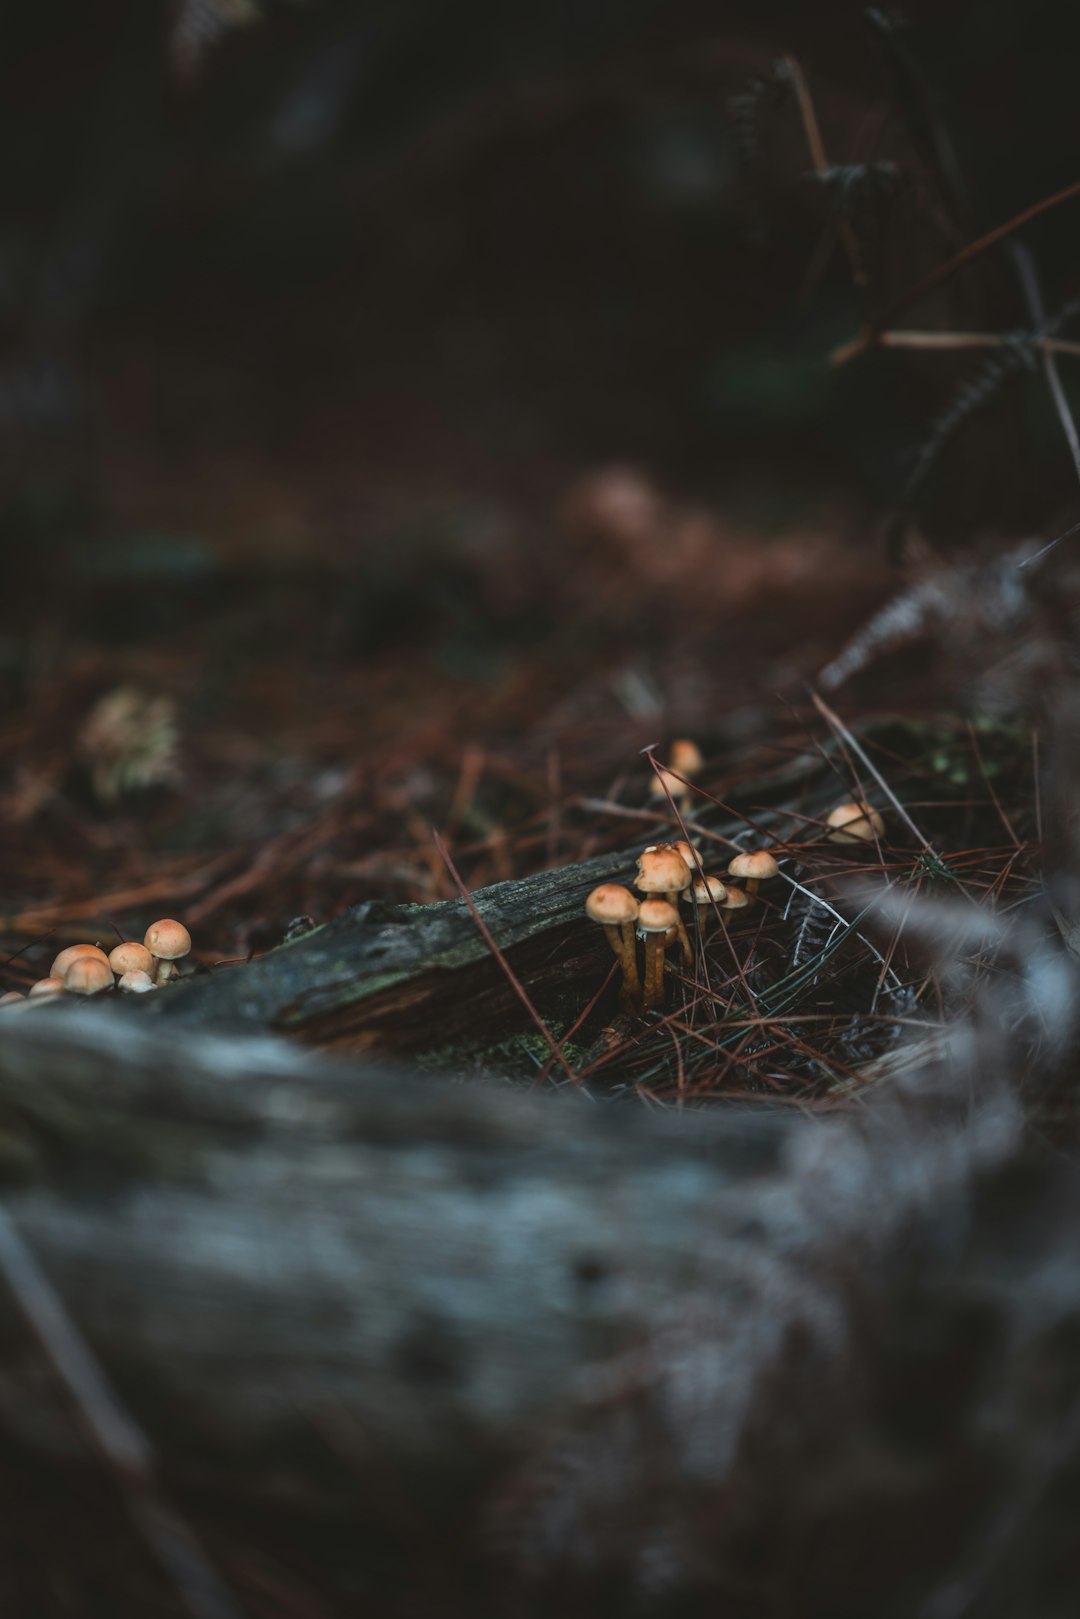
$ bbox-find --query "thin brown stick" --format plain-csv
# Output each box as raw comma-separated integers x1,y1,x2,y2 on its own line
782,54,866,287
830,174,1080,364
810,689,938,856
872,329,1080,359
0,855,235,937
432,829,575,1082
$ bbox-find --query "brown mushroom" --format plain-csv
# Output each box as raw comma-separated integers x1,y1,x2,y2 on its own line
636,846,691,902
28,977,65,998
636,847,692,962
637,897,681,1012
65,956,114,996
669,739,703,776
684,874,728,934
51,943,110,981
109,941,155,979
144,918,192,985
826,801,884,844
727,850,780,898
585,885,642,1010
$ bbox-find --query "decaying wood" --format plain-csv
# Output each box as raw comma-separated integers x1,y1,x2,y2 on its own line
0,1010,790,1526
133,742,850,1050
2,997,1080,1618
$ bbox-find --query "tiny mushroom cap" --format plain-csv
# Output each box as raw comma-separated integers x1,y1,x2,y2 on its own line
144,919,192,962
109,941,155,978
721,885,750,911
636,846,691,896
118,969,156,994
29,977,66,997
65,956,114,996
0,991,25,1004
728,851,780,882
826,800,885,844
669,739,703,776
649,766,690,801
51,943,110,981
637,897,680,934
686,874,728,906
585,885,639,927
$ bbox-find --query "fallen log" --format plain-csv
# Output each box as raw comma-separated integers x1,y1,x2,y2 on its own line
135,737,849,1050
0,1006,791,1614
1,1000,1079,1619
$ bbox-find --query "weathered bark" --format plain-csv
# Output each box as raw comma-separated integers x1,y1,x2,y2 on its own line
0,1006,796,1613
0,1009,791,1476
134,741,845,1050
2,1002,1079,1619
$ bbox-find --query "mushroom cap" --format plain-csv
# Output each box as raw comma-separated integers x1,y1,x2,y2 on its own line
686,874,728,905
826,801,884,844
109,941,155,978
51,943,109,981
636,846,691,895
728,850,780,882
118,969,156,994
64,956,114,995
585,885,639,927
637,898,680,934
648,767,690,800
144,919,192,961
0,991,26,1004
674,840,698,869
29,977,65,997
669,739,703,776
721,886,750,910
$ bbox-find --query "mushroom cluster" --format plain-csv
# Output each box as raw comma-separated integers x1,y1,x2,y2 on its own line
586,840,782,1015
1,919,193,1006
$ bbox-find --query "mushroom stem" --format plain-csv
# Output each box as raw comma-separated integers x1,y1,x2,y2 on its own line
672,913,693,964
604,923,642,1010
643,933,666,1012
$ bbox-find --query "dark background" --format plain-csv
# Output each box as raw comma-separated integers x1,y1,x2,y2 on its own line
2,0,1079,950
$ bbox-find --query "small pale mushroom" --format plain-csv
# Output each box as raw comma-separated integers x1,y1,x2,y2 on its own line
648,767,692,810
720,885,750,915
28,977,66,998
585,885,642,1010
51,943,110,981
144,918,192,986
64,956,114,996
118,969,156,994
727,849,780,898
648,740,702,811
826,800,885,845
637,897,681,1012
0,991,26,1005
684,874,728,934
669,739,703,776
109,941,155,979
